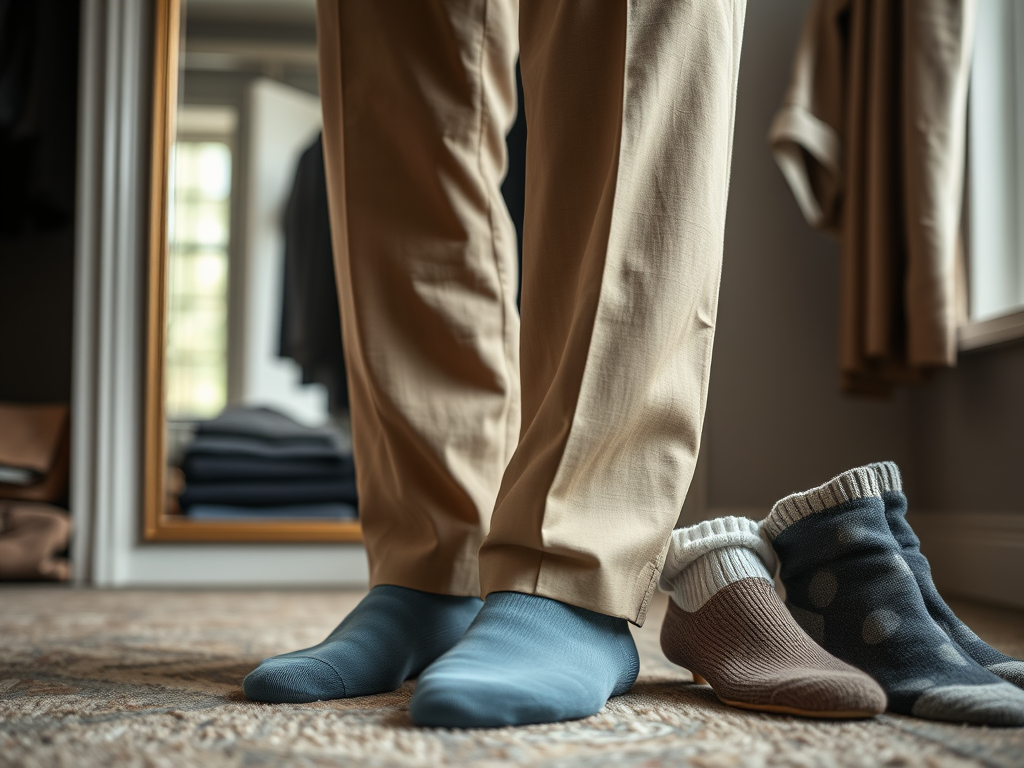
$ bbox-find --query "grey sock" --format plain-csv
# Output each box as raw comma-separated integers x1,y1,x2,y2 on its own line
762,466,1024,726
870,462,1024,690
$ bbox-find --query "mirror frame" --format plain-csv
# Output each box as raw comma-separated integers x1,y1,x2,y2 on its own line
143,0,362,543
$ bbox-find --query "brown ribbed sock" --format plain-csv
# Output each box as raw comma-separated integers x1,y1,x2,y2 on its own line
659,517,885,719
661,577,886,718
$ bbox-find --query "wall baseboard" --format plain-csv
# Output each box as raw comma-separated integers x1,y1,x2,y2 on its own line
908,510,1024,611
116,543,369,587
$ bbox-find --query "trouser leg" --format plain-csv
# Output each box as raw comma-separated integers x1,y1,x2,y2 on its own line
479,0,748,624
315,0,521,596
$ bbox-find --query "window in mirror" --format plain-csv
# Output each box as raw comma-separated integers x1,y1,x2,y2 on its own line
145,0,361,541
167,125,235,420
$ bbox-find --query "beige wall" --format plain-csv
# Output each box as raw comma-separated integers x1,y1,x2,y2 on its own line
908,344,1024,608
911,345,1024,514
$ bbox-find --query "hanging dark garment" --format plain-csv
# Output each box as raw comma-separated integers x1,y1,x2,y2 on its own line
0,0,80,235
279,134,350,414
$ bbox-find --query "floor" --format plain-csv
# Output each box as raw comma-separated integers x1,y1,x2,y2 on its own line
1,588,1023,767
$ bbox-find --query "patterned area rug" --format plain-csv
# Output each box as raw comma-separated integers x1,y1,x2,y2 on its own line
2,588,1023,767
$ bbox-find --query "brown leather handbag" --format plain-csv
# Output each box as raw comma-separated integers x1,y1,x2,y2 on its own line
0,402,71,503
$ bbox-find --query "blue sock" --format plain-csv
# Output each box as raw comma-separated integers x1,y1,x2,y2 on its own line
763,466,1024,726
243,585,482,703
871,462,1024,689
409,591,640,727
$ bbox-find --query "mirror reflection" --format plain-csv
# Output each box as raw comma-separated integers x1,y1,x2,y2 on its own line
164,0,356,524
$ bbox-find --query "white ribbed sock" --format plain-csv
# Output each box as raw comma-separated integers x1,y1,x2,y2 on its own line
660,516,777,612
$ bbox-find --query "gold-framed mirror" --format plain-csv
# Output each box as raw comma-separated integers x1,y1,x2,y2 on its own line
144,0,361,543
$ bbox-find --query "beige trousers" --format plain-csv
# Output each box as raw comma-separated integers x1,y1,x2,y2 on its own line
316,0,746,625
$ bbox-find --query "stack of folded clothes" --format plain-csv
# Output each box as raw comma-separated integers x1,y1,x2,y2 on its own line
178,406,357,521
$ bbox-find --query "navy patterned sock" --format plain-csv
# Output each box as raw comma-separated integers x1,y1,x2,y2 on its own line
763,466,1024,726
870,462,1024,689
243,585,482,703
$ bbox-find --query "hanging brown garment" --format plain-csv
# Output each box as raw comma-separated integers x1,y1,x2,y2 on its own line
769,0,976,395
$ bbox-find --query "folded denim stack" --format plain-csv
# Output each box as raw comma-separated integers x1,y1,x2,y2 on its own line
179,407,357,520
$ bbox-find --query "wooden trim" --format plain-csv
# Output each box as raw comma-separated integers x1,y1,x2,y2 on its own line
142,0,363,545
143,0,176,543
145,518,364,543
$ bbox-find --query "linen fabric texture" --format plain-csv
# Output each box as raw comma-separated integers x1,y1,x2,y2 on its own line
315,0,746,623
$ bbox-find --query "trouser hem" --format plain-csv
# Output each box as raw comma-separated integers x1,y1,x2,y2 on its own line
369,552,482,598
479,546,663,626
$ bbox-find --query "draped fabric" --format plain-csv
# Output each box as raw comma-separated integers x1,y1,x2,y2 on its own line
770,0,976,395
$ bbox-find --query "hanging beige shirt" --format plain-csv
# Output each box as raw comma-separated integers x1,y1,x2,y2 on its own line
769,0,976,394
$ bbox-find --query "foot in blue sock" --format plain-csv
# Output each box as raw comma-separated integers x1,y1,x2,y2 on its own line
409,592,640,728
872,462,1024,689
243,585,482,703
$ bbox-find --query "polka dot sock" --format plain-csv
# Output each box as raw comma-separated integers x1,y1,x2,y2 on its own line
242,585,482,703
762,466,1024,726
659,517,886,718
870,462,1024,690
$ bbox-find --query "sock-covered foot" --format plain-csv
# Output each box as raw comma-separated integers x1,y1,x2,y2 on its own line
659,516,886,718
408,591,639,727
243,585,482,703
764,466,1024,726
870,462,1024,690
